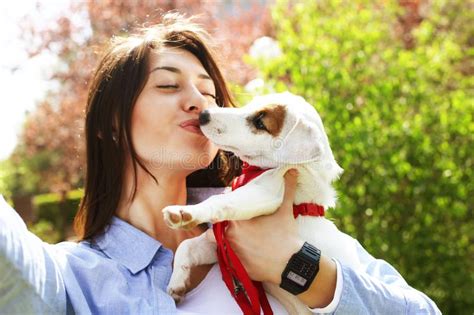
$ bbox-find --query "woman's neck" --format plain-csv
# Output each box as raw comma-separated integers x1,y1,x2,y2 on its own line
116,166,203,252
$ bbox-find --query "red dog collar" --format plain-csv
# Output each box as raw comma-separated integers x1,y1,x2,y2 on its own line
232,162,325,218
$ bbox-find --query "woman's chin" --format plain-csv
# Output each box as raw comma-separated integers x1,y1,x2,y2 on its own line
139,145,218,174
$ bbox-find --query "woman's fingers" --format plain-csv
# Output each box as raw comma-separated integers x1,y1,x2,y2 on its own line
277,168,299,218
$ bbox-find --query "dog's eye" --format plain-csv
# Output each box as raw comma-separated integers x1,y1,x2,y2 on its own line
253,114,267,131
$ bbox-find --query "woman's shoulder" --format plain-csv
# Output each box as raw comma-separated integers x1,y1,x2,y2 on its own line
51,239,109,272
51,238,129,298
53,239,103,256
51,217,166,276
49,232,171,314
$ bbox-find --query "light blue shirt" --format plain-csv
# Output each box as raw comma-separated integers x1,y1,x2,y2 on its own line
0,194,441,314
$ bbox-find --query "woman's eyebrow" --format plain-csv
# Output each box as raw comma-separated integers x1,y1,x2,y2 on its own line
150,66,212,80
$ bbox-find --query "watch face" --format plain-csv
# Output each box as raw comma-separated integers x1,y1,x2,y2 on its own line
287,271,307,286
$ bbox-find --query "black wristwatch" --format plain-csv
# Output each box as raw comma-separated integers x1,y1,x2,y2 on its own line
280,242,321,295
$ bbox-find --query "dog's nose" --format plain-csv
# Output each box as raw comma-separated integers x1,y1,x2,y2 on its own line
199,110,211,126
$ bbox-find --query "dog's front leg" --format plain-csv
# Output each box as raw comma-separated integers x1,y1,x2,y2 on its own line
168,232,217,303
163,169,286,229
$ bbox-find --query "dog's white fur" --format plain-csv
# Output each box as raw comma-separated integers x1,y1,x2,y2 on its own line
163,92,360,315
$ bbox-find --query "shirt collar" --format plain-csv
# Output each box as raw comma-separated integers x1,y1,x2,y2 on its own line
93,187,227,274
94,216,162,274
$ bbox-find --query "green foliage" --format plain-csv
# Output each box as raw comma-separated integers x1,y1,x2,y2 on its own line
32,189,83,240
2,146,54,197
28,220,61,244
257,0,473,313
0,159,13,200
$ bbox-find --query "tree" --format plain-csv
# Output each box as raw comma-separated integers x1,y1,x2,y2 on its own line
254,0,473,312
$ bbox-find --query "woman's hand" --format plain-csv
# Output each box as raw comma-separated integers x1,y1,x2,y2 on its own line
206,169,338,308
213,169,303,284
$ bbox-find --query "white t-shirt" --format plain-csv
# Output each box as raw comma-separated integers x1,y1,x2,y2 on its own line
176,264,288,315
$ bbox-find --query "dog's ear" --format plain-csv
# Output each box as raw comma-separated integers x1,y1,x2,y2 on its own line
311,110,344,181
273,112,343,182
272,118,324,164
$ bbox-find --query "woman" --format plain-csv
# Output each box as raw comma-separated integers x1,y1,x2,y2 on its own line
0,13,440,314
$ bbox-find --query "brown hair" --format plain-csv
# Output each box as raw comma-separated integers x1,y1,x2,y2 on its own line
74,13,241,241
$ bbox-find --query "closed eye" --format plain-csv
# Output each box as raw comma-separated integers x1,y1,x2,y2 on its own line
202,92,216,100
156,85,178,89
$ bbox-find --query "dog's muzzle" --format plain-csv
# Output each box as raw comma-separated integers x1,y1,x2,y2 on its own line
199,110,211,126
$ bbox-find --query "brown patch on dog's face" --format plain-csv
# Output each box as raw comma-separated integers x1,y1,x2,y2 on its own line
247,104,287,137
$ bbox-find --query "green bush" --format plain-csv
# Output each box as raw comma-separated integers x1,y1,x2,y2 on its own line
2,148,53,197
0,159,15,200
28,220,61,244
255,0,473,313
32,189,83,240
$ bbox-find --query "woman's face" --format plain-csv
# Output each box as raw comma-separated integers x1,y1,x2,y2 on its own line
131,47,219,175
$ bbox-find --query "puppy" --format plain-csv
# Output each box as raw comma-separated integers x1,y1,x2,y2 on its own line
163,92,360,314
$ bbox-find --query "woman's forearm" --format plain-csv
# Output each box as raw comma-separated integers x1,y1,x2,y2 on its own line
0,195,66,313
297,255,337,308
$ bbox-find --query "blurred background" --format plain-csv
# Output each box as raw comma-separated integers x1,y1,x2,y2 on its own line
0,0,472,313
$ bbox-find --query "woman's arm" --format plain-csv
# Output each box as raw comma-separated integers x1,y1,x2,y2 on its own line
226,171,441,314
0,195,66,314
300,241,441,314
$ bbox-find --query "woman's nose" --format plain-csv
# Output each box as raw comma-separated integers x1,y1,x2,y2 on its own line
183,86,208,113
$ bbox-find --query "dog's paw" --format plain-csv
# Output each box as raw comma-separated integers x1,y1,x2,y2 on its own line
162,205,199,230
168,284,187,304
167,263,192,303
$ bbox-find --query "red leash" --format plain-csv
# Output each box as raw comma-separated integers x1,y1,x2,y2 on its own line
213,163,325,315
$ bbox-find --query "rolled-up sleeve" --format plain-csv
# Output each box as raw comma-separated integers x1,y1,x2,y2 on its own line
310,240,441,314
0,195,66,314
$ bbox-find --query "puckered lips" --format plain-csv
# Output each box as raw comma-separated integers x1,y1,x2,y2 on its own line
179,119,204,136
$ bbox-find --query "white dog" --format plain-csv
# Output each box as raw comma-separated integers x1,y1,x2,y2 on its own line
163,92,360,315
